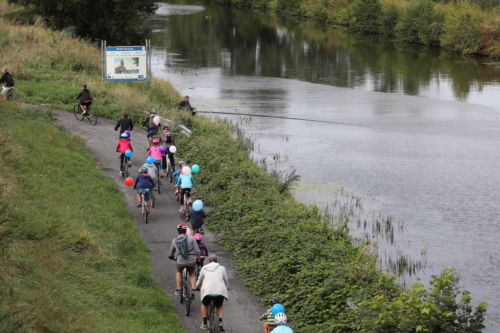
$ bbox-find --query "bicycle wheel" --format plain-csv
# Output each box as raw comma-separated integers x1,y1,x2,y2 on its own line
122,161,129,178
150,190,156,208
142,194,149,224
209,302,219,333
184,271,191,316
157,172,161,194
167,158,173,183
73,104,84,121
87,108,97,126
180,269,185,304
184,194,190,216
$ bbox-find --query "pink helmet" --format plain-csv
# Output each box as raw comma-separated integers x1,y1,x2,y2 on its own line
152,138,160,144
194,233,203,241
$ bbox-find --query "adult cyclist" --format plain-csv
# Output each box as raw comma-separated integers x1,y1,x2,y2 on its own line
196,254,228,332
142,108,160,148
74,84,93,117
169,223,200,299
159,126,176,173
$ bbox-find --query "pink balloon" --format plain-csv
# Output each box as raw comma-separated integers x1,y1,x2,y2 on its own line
153,116,160,126
186,227,192,236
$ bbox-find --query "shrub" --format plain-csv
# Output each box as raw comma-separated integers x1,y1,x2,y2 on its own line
379,4,400,37
441,2,484,54
349,0,383,34
396,0,444,45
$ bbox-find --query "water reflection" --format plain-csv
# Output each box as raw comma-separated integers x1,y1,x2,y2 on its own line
150,3,500,101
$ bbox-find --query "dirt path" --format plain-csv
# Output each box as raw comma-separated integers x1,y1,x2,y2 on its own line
29,105,266,333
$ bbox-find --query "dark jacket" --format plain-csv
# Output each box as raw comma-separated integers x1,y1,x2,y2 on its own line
178,99,193,110
115,117,133,133
76,89,92,103
0,72,14,87
187,209,206,229
133,174,155,191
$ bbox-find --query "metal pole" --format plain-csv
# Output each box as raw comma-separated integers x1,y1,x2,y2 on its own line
147,39,152,86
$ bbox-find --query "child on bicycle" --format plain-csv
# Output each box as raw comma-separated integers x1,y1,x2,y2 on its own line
187,205,206,235
139,160,158,189
175,165,195,213
173,161,185,195
259,297,281,333
147,138,164,177
133,167,155,213
193,233,208,267
160,126,176,173
116,133,133,176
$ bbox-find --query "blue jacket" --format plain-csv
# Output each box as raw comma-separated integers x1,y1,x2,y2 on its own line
187,209,206,228
176,174,195,189
133,174,155,191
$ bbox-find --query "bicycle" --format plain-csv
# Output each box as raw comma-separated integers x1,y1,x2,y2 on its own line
73,103,97,126
140,190,150,224
150,188,156,208
180,266,192,316
121,155,130,178
182,191,191,216
164,152,173,183
154,161,162,194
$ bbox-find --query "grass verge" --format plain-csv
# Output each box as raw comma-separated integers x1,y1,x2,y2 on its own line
0,102,186,332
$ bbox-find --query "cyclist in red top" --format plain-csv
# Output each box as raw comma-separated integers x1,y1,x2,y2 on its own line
116,133,133,176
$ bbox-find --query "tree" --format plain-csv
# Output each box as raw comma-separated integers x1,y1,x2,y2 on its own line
8,0,158,44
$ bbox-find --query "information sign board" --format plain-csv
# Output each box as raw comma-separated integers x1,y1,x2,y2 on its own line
105,46,147,81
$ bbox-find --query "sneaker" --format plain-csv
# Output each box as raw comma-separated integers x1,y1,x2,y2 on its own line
219,323,225,332
154,188,157,191
179,208,184,213
175,290,181,296
200,229,205,235
147,211,151,215
128,162,132,167
119,171,123,175
200,323,208,330
137,202,142,207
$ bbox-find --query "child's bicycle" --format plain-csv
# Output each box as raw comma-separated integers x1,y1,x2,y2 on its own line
73,103,97,126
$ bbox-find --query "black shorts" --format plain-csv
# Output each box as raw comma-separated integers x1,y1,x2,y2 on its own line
202,295,225,308
80,101,92,107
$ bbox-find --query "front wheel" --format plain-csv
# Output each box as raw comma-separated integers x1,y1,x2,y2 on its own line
151,191,156,208
74,104,84,121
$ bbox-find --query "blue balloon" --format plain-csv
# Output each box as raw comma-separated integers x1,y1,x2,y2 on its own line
125,150,133,157
192,164,200,173
146,156,155,164
271,304,285,316
193,200,203,211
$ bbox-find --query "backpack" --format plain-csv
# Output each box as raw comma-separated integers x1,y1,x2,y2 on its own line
175,235,191,260
149,116,157,130
165,133,173,143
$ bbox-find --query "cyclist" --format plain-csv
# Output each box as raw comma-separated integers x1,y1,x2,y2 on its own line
272,313,293,333
147,138,164,178
175,165,195,213
73,84,93,117
142,108,160,148
114,112,133,138
194,233,208,267
177,95,196,116
187,205,206,235
169,223,200,299
196,253,228,332
116,133,133,175
259,297,280,333
0,68,14,100
159,126,176,174
139,159,158,189
133,166,155,213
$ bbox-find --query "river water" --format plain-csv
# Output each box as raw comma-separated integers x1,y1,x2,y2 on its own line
150,3,500,329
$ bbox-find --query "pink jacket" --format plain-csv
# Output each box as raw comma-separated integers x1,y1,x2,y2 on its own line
147,146,162,160
116,138,133,153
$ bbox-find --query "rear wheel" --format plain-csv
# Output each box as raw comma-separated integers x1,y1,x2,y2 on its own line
74,104,84,121
209,303,219,332
122,161,129,178
180,270,185,304
151,190,156,208
184,271,191,316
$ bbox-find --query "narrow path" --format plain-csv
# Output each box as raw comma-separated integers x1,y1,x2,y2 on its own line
29,105,266,333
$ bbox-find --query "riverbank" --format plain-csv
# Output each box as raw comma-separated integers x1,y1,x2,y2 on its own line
0,6,488,333
203,0,500,57
0,102,186,332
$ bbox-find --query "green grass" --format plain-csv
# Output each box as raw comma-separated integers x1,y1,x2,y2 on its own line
0,103,186,332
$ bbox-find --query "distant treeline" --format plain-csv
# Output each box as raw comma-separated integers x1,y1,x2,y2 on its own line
3,0,158,44
204,0,500,57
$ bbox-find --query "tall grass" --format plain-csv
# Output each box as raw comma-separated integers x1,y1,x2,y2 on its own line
0,102,187,332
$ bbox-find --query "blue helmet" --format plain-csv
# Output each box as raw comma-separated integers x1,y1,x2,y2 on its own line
121,133,128,137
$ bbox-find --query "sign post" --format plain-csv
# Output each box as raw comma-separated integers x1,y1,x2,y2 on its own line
102,41,151,82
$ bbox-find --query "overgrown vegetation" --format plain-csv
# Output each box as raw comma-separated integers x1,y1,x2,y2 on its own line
0,103,186,332
203,0,500,57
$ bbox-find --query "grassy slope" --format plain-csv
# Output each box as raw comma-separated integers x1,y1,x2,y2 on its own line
0,103,186,332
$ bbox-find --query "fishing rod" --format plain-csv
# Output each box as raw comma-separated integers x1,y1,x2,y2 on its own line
195,110,357,126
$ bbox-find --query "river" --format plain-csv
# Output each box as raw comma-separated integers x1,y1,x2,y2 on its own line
149,2,500,330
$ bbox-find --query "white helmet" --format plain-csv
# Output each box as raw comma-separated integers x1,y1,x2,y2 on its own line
274,312,287,324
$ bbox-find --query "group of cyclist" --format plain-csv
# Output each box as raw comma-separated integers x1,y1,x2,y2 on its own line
110,95,293,332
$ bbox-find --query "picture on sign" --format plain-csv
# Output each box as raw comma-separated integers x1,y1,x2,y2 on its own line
106,46,147,81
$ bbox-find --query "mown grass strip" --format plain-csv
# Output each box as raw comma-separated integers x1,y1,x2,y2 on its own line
0,103,186,332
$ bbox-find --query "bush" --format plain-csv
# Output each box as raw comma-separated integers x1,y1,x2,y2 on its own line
396,0,444,45
349,0,382,34
441,3,483,54
379,4,400,37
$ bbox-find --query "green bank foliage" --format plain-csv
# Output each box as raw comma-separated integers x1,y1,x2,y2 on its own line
154,111,487,332
4,0,157,44
0,104,186,332
203,0,500,57
0,16,179,123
